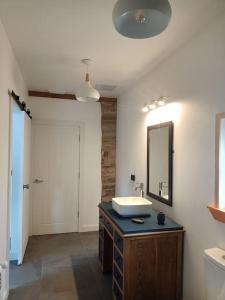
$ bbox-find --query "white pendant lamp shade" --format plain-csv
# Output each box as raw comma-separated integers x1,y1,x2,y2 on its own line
76,59,100,102
113,0,172,39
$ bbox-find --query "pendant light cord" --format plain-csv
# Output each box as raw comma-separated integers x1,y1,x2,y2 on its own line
85,61,90,82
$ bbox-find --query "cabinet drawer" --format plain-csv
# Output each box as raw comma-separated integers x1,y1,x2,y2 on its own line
113,281,122,300
114,263,123,290
114,231,123,253
114,247,123,273
104,218,113,236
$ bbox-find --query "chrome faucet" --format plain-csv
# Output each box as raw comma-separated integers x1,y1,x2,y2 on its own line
135,183,144,197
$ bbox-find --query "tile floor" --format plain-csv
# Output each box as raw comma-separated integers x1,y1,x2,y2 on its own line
9,232,112,300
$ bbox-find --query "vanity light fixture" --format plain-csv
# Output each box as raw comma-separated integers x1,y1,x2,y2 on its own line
142,96,169,112
76,59,100,102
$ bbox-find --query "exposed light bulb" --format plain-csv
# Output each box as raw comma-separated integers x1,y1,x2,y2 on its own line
136,12,147,24
142,104,149,113
158,99,165,106
158,96,168,106
149,102,157,110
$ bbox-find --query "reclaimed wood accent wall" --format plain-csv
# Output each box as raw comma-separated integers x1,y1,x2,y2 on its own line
100,98,117,202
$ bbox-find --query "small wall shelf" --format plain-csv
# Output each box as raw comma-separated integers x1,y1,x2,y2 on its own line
208,204,225,223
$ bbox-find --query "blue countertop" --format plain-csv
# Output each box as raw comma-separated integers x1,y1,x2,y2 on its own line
99,202,183,235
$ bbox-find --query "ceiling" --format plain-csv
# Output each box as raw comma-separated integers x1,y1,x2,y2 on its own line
0,0,224,97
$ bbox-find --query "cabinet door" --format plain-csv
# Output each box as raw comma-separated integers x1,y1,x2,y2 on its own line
125,235,181,300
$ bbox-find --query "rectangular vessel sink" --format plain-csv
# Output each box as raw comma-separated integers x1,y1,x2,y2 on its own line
112,197,152,217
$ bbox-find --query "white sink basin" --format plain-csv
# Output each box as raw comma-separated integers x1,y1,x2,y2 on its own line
112,197,152,217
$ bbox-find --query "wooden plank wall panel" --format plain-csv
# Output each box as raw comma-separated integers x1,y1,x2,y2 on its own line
100,98,117,202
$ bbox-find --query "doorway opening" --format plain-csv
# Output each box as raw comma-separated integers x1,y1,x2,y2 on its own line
31,121,80,235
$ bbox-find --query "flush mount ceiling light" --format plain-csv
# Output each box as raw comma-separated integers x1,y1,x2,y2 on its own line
112,0,172,39
76,59,100,102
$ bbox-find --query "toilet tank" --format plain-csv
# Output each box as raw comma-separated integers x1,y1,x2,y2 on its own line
204,248,225,300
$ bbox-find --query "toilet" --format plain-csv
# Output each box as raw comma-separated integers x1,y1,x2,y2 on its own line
204,248,225,300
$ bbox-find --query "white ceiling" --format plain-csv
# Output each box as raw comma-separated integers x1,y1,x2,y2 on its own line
0,0,225,97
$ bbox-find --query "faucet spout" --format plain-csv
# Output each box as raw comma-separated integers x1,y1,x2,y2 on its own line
135,182,144,197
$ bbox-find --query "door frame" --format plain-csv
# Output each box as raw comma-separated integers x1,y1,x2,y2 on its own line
5,94,14,299
31,119,83,234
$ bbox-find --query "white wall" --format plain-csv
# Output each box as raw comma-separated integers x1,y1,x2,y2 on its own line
116,15,225,300
28,98,101,232
0,18,27,298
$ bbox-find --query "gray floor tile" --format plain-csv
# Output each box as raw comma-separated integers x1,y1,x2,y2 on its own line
9,232,112,300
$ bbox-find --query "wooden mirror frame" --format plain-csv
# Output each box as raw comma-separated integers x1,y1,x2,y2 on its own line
147,121,174,206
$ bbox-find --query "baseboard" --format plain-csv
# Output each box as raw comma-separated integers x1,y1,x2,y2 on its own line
31,225,99,234
79,224,99,232
3,290,9,300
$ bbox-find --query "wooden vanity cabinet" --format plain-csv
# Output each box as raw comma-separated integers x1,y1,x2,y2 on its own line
124,233,183,300
99,204,184,300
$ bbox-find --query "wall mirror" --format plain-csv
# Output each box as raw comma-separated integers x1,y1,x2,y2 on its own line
147,121,174,206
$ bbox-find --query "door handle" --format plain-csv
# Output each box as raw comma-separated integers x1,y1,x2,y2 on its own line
23,184,30,190
33,179,44,184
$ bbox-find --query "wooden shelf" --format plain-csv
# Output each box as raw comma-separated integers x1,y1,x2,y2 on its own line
114,260,123,276
114,243,123,258
113,278,123,295
208,204,225,223
104,226,113,240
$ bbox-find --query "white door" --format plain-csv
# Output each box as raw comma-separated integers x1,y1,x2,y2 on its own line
32,122,80,235
11,110,31,265
19,113,31,264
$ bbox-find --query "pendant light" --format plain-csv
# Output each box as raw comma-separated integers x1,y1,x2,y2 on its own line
112,0,172,39
76,59,100,102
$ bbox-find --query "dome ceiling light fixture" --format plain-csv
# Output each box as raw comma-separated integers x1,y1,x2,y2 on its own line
76,59,100,102
112,0,172,39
